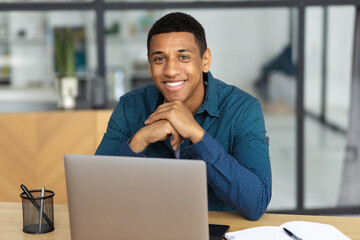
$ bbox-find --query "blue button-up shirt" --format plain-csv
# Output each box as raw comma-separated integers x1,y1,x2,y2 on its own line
96,72,272,220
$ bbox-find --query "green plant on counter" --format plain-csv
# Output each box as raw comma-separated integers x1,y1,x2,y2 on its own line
54,27,75,78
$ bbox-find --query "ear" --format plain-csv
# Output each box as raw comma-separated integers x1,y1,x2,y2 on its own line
147,53,153,77
202,48,211,73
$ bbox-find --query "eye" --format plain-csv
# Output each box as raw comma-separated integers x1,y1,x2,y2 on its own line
153,56,164,62
180,55,190,60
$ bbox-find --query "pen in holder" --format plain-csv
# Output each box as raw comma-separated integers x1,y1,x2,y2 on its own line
20,184,55,234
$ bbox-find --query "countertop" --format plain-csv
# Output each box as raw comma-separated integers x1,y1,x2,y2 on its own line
0,101,117,113
0,86,117,113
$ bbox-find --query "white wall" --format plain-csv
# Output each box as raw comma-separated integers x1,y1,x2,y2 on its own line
9,12,48,88
190,8,290,87
305,6,354,128
327,6,354,128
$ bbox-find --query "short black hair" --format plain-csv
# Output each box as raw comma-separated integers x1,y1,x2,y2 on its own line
147,12,207,56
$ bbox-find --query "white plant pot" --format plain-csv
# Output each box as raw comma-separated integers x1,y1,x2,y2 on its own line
55,77,79,109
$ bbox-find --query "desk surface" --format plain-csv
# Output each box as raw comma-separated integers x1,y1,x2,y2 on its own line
1,202,360,240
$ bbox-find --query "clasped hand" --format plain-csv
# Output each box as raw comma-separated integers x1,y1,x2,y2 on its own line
129,100,205,153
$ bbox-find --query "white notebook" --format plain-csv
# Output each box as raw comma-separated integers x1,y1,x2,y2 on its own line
225,221,351,240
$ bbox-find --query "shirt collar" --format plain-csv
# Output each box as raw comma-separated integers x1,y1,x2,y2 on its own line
152,71,220,117
151,86,165,113
196,71,220,117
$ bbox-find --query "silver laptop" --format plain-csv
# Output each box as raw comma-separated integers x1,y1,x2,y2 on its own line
64,154,209,240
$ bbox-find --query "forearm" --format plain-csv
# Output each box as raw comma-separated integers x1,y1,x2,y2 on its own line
187,132,271,221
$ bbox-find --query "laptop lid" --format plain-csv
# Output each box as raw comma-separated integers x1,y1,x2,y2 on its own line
64,154,209,240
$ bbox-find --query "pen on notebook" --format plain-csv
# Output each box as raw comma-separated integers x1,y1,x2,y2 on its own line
283,227,303,240
39,186,45,232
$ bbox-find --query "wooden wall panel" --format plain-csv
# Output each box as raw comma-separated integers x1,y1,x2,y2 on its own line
94,110,112,150
35,111,96,204
0,113,37,202
0,110,110,204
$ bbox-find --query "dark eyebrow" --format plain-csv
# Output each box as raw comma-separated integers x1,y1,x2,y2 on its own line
149,51,164,57
149,49,195,57
178,49,194,54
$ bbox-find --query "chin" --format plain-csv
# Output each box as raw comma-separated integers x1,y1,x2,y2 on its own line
165,96,184,103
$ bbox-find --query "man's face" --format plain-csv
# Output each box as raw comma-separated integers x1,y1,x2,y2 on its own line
148,32,211,112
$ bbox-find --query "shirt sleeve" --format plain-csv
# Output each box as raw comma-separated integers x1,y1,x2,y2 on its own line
186,100,271,221
116,141,146,157
95,99,145,157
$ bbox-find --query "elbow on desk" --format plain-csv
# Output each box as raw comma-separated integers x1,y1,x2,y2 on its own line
240,206,266,221
237,184,272,221
244,206,267,221
240,203,270,221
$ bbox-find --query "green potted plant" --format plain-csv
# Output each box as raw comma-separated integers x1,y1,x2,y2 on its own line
54,27,78,109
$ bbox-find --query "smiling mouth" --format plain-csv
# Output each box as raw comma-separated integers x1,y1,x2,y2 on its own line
165,81,185,87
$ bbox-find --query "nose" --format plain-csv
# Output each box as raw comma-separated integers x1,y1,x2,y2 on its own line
164,57,180,77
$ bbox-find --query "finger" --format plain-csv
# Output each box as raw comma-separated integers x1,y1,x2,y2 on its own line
145,110,172,125
171,136,182,151
150,102,176,114
145,102,182,125
157,101,179,109
167,121,183,150
170,132,182,150
179,137,184,147
143,120,173,143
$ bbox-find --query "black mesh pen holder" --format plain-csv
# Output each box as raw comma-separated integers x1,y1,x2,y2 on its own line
20,189,55,234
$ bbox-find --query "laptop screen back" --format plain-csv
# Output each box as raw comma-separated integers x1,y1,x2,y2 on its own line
64,154,209,240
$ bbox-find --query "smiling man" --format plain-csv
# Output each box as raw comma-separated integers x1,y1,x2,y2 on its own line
96,12,272,221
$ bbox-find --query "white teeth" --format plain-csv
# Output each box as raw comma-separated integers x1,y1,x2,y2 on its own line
166,81,184,87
